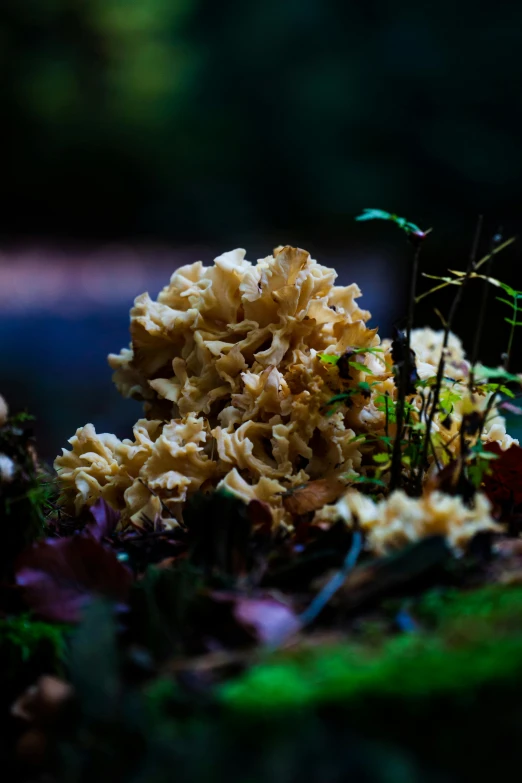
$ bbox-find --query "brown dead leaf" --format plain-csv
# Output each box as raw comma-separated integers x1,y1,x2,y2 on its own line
283,478,345,516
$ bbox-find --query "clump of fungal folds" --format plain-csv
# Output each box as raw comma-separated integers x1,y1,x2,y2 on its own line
54,247,514,551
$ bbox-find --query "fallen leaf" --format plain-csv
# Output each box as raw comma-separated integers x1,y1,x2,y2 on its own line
233,595,300,646
283,478,345,516
16,536,133,622
209,591,300,647
84,498,121,542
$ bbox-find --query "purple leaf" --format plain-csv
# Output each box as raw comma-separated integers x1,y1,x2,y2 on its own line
233,595,300,646
84,498,121,542
16,536,132,623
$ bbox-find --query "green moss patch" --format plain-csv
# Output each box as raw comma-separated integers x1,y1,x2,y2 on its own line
220,585,522,712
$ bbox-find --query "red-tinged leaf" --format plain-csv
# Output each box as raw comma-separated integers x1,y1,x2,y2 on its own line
84,498,121,542
15,536,133,623
483,443,522,514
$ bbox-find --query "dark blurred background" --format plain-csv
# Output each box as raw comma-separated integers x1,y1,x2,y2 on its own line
2,0,522,460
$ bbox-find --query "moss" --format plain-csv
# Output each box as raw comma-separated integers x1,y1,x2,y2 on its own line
0,614,67,666
211,586,522,780
220,585,522,713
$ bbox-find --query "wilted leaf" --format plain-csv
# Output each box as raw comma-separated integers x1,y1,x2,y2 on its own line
283,479,346,516
16,536,133,622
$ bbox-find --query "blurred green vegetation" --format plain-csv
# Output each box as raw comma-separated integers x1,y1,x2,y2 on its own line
3,0,522,246
56,586,522,781
220,585,522,711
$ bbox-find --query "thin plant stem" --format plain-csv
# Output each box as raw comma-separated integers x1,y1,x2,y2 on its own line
390,244,422,490
505,293,518,372
429,436,442,472
470,225,502,387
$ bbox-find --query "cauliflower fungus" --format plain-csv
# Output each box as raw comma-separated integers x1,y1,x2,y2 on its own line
55,246,514,551
315,489,500,556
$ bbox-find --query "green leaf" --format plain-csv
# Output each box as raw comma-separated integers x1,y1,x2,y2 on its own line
373,453,390,464
348,434,367,445
355,208,424,236
327,393,354,405
477,277,518,297
496,297,515,308
355,209,395,223
350,475,387,488
439,386,463,415
374,394,397,423
9,411,36,424
318,353,339,365
474,365,521,384
352,346,384,355
1,614,67,669
349,360,373,374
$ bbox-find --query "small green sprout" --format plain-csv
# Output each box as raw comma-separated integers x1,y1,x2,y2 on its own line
355,209,431,241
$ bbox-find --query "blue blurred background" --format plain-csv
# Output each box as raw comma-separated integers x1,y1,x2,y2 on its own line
2,0,522,460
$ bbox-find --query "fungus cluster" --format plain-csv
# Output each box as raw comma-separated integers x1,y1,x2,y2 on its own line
55,247,516,552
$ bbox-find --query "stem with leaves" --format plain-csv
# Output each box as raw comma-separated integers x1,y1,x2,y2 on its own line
355,210,431,492
416,218,483,492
